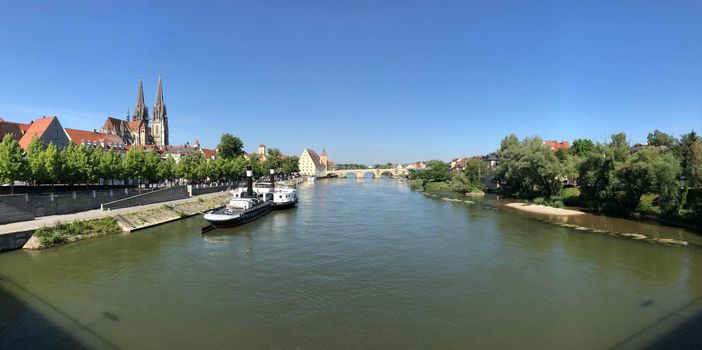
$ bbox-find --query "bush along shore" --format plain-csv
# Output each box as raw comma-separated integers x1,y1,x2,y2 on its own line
28,217,121,248
407,130,702,232
23,193,230,249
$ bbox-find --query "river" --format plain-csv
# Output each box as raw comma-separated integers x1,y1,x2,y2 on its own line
1,179,701,349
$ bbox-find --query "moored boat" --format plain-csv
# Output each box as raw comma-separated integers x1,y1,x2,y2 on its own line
202,166,273,233
254,169,299,209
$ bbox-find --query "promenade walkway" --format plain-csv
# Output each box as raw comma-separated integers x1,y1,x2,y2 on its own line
0,191,227,236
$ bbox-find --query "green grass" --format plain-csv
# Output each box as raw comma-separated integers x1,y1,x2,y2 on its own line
33,217,121,248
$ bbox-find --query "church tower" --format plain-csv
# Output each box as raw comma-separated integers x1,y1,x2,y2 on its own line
132,79,149,145
133,79,148,122
152,75,169,147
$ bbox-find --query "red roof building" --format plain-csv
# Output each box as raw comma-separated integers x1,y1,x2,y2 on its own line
543,140,570,152
19,116,70,150
0,118,30,142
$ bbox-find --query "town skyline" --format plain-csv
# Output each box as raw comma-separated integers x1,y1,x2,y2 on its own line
1,1,701,163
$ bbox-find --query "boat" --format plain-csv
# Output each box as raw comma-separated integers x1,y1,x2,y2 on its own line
202,166,273,233
253,169,299,209
307,176,316,183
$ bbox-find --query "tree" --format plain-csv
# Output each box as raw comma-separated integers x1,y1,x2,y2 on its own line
647,130,677,148
122,147,146,184
281,156,299,174
463,158,488,187
674,131,701,187
143,150,162,185
497,136,562,198
616,147,681,214
158,155,177,185
40,143,62,185
262,147,283,173
177,152,204,183
0,134,28,193
218,133,244,159
99,149,123,185
26,136,46,185
570,139,595,157
60,144,92,185
610,133,629,162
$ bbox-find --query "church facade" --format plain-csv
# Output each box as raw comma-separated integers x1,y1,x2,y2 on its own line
102,76,169,147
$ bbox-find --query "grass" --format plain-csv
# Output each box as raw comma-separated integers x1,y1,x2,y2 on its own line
33,217,121,248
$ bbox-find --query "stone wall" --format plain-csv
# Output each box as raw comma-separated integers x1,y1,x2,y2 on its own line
0,188,151,224
188,184,231,196
0,230,34,253
101,186,189,210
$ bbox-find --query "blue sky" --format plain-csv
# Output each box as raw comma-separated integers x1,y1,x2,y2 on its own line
1,1,701,163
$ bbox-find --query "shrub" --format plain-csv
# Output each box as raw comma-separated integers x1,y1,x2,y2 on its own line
408,179,424,191
532,197,546,205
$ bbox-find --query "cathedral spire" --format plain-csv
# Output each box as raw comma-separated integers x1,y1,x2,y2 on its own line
152,74,169,147
133,78,148,122
155,74,164,107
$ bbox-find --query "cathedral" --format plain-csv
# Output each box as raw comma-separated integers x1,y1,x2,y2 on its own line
102,76,169,147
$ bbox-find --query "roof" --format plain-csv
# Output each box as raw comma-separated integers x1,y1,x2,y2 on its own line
102,117,127,131
19,116,59,149
0,118,29,142
201,148,217,159
543,140,570,151
65,128,125,146
65,128,104,144
304,148,322,166
127,120,147,131
259,144,265,147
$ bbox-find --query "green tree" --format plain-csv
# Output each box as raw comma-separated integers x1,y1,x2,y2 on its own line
647,130,678,148
60,144,92,185
217,133,244,159
25,136,46,185
281,156,300,174
674,131,701,187
177,152,204,183
463,158,488,187
610,133,629,162
0,134,28,193
122,147,146,184
99,149,123,185
570,139,595,157
497,136,562,198
143,150,162,185
616,147,681,214
40,143,62,185
158,155,177,185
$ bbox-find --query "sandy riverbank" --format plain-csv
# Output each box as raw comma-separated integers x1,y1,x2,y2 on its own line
505,202,585,216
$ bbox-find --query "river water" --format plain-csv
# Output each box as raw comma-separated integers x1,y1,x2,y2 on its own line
1,179,701,349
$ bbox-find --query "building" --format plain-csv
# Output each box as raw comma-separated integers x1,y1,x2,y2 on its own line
152,76,168,147
543,140,570,152
18,116,70,150
65,128,127,150
319,149,335,171
0,118,29,142
298,148,325,176
101,77,169,147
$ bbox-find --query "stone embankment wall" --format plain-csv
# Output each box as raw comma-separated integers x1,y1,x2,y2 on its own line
0,230,33,252
113,193,230,232
188,184,231,196
0,188,151,224
101,187,189,210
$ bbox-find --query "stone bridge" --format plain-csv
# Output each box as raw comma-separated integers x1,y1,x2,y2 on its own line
323,168,409,179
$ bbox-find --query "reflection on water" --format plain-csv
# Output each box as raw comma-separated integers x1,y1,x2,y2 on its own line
0,178,701,349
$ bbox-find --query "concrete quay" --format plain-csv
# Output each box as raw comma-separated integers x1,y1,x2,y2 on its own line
0,191,230,252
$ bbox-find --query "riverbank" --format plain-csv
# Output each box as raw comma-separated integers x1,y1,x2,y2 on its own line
1,191,231,252
505,202,585,216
